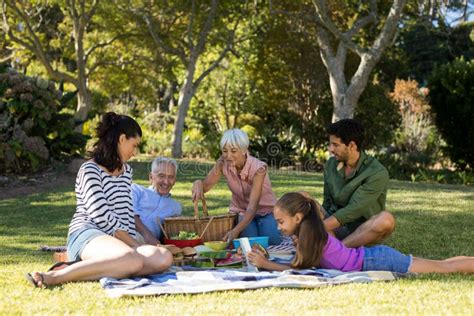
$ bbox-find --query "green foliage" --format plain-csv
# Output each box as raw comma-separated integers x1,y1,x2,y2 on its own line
188,101,222,159
0,67,87,173
355,83,401,150
399,20,474,82
428,57,474,169
139,112,174,157
376,151,473,185
5,0,472,177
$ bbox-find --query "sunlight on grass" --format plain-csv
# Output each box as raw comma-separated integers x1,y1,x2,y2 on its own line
0,159,473,314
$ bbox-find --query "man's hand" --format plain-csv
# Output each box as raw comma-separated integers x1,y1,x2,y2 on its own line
144,234,160,245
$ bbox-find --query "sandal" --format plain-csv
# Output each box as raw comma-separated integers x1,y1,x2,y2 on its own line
25,272,46,288
47,261,78,272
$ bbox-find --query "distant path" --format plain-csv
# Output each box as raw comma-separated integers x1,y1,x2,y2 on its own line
0,171,75,200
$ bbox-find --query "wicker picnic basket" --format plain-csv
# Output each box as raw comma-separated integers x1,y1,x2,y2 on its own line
161,197,237,242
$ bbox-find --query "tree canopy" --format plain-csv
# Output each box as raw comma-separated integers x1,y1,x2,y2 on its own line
1,0,473,172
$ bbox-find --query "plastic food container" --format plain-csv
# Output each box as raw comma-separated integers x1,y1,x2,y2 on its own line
233,236,269,249
204,241,228,251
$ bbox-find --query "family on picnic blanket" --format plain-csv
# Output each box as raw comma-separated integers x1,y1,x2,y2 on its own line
26,112,474,288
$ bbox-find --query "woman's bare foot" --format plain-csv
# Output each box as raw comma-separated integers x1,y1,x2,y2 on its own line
25,272,47,288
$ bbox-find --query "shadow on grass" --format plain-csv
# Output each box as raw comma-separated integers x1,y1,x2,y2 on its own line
389,180,474,193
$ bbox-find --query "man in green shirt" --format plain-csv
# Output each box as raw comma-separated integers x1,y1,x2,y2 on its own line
322,119,395,248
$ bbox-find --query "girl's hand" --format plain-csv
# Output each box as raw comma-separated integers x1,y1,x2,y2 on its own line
192,180,204,201
248,249,270,268
291,235,298,246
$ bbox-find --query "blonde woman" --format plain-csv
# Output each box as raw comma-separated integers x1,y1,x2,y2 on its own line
192,129,281,245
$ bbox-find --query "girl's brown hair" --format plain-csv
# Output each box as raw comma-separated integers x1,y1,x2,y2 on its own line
275,192,328,269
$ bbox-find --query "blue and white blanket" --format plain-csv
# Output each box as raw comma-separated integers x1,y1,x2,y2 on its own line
100,268,406,298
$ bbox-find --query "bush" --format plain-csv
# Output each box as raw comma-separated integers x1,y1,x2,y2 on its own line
0,66,87,173
388,79,443,168
356,82,401,150
428,57,474,169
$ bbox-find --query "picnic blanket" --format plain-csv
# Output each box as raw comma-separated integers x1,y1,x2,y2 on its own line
100,268,406,298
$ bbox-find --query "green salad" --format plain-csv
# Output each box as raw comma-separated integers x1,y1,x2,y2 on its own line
171,231,199,240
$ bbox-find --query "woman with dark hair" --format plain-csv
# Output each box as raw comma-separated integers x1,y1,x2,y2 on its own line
26,112,172,288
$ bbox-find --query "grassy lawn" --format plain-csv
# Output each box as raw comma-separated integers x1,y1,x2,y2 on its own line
1,159,473,314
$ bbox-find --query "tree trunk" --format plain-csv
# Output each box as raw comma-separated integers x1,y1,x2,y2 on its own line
72,10,91,129
312,0,406,122
160,82,176,113
172,68,195,158
330,53,382,122
75,84,92,131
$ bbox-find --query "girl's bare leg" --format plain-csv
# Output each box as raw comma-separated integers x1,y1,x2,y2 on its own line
409,256,474,273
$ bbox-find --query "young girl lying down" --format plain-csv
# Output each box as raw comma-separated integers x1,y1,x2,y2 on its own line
248,192,474,274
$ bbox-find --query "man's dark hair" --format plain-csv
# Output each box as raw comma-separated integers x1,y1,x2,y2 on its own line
327,119,364,151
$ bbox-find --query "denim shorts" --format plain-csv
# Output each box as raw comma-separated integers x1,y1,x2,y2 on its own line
67,226,106,261
362,245,413,273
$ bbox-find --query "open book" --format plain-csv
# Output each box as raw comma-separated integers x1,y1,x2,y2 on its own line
239,237,259,272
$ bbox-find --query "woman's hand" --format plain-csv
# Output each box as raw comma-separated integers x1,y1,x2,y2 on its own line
222,229,239,243
192,180,204,201
248,249,270,268
114,229,141,248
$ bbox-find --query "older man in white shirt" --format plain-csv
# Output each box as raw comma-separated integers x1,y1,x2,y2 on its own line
132,157,182,244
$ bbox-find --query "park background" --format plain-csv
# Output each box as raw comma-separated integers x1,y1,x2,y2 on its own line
0,0,473,182
0,1,473,314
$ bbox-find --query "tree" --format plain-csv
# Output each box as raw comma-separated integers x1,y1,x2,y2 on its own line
130,0,249,158
428,57,474,169
310,0,406,121
1,0,125,124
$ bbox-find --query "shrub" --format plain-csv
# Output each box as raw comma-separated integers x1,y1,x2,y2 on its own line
389,79,443,167
355,82,401,150
428,57,474,169
0,66,87,173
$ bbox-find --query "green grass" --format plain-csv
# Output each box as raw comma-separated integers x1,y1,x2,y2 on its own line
1,159,473,314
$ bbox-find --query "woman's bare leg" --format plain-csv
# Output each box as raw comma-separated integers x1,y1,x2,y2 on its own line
134,244,173,276
409,256,474,273
29,235,172,287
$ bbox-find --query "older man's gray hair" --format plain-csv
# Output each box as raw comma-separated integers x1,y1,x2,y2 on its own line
151,157,178,173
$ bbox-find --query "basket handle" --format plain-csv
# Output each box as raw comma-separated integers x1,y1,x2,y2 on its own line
193,196,209,218
157,219,169,240
199,216,214,239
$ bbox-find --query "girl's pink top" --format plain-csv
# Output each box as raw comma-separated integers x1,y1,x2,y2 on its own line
320,234,365,272
222,155,277,216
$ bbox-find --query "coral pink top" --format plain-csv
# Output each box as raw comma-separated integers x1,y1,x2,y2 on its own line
222,155,276,216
